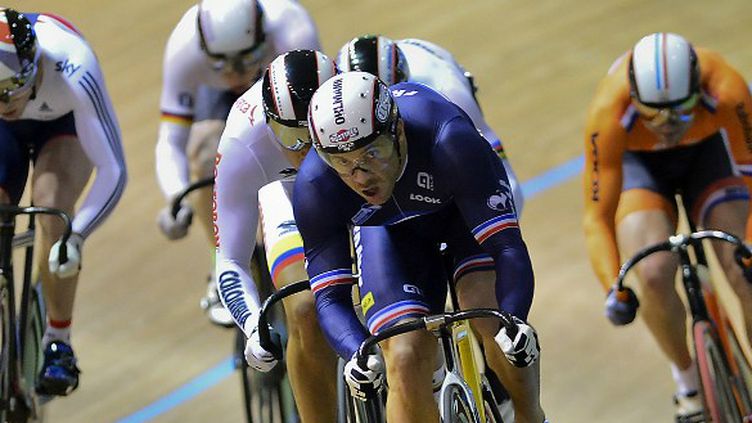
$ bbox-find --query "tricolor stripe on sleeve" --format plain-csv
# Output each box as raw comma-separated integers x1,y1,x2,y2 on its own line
471,213,519,244
310,268,355,294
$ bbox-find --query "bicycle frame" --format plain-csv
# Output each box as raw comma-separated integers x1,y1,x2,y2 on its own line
0,205,71,422
355,309,516,423
613,229,752,421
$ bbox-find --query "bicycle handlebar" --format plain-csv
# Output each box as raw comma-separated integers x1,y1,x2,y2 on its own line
614,230,752,292
170,178,214,218
355,308,517,368
256,280,311,360
0,205,72,263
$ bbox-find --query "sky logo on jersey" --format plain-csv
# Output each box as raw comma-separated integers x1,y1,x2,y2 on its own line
55,59,80,77
329,127,359,144
218,270,249,328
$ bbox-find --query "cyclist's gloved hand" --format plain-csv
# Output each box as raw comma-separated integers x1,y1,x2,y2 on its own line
48,232,83,279
344,353,384,400
734,244,752,284
245,315,280,372
605,286,639,326
157,201,193,240
494,315,540,368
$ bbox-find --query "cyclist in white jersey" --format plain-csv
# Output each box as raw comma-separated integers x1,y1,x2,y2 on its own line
337,35,525,214
154,0,320,325
0,9,127,396
214,50,338,422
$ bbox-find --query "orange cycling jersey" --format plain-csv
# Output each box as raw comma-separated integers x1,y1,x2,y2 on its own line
583,47,752,290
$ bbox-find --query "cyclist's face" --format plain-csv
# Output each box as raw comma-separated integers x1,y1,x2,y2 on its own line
634,94,698,147
329,123,405,205
208,45,269,93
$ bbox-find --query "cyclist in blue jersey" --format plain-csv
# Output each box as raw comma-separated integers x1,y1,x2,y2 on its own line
292,72,547,423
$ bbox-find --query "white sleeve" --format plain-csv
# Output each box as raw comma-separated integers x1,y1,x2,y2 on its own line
67,47,127,239
155,120,191,199
214,130,268,336
155,14,201,200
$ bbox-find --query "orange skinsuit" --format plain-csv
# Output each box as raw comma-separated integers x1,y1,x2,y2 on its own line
583,47,752,291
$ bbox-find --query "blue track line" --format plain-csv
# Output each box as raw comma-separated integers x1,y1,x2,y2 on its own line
115,357,235,423
116,154,584,422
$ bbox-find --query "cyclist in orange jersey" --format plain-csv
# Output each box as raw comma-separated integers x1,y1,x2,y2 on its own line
583,32,752,420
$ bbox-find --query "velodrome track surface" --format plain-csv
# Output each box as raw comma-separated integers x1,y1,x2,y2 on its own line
4,0,752,421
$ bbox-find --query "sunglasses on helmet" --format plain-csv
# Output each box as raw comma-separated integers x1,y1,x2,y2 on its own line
267,118,312,152
205,42,267,74
632,93,699,127
0,61,37,104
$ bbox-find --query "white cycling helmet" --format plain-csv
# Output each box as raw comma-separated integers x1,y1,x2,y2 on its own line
197,0,264,55
308,71,398,155
336,35,409,86
629,32,700,108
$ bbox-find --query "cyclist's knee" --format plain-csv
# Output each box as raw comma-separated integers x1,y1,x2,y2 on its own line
381,329,435,378
0,188,9,204
284,293,319,334
188,120,223,178
636,255,677,295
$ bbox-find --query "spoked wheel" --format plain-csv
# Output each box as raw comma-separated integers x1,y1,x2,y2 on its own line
0,280,11,423
719,317,752,417
694,320,742,422
441,384,479,423
19,284,46,422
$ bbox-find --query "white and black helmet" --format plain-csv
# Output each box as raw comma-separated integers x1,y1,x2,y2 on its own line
262,50,338,126
197,0,264,55
336,35,409,86
308,71,399,155
628,32,700,108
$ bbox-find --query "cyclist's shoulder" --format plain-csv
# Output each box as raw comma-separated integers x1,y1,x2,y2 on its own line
698,48,749,106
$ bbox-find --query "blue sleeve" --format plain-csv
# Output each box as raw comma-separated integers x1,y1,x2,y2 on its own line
435,117,535,319
292,171,371,359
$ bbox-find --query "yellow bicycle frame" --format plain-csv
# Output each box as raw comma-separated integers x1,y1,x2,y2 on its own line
453,319,486,420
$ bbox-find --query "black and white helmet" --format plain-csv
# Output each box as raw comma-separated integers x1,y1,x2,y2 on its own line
336,35,409,86
308,71,398,155
262,50,337,125
262,50,337,151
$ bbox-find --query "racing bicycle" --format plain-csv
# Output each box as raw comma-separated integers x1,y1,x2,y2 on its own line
610,229,752,422
0,204,73,423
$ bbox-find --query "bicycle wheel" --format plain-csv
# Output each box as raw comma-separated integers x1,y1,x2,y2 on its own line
694,320,742,422
0,279,11,422
441,383,479,423
19,284,45,422
719,316,752,416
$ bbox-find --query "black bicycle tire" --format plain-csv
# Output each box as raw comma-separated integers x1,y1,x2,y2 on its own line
0,280,11,423
20,285,45,423
720,317,752,415
695,320,742,422
442,383,477,423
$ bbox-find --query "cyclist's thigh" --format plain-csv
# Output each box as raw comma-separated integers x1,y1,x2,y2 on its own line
357,224,447,335
28,113,92,213
187,85,236,176
616,150,679,277
258,178,308,289
0,120,30,205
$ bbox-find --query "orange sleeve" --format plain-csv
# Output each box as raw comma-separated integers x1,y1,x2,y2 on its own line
582,79,629,292
705,52,752,241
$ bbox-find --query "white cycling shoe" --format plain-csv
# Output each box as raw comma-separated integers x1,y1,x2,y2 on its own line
200,275,234,328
